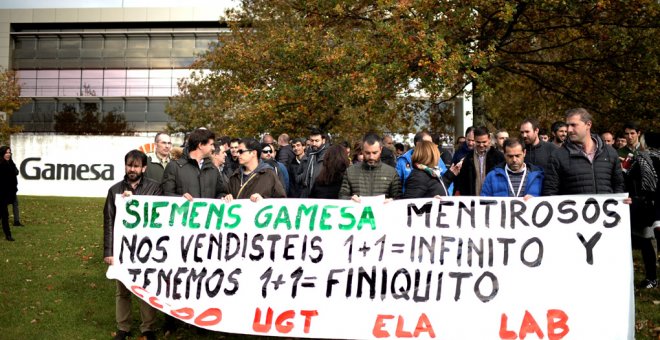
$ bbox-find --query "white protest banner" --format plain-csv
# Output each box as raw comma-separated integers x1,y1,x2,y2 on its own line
106,194,633,339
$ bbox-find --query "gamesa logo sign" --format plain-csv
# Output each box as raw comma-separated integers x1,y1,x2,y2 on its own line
20,157,114,180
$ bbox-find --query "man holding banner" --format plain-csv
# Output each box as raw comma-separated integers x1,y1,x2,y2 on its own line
103,150,161,340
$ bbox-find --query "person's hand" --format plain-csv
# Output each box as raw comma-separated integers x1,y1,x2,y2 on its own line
183,193,194,201
450,160,463,175
433,195,443,200
250,193,263,202
384,198,393,204
223,194,234,202
523,194,533,201
121,191,132,198
104,256,114,265
623,197,632,205
351,195,361,203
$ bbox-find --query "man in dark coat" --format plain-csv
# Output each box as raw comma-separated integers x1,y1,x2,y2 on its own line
543,108,624,195
161,128,228,200
297,128,329,198
454,126,504,196
103,150,161,340
275,133,296,169
225,138,286,201
520,118,557,172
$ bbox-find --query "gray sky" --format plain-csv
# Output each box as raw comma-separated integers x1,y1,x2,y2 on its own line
0,0,234,9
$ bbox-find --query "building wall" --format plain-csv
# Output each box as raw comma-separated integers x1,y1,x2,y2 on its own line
0,6,229,132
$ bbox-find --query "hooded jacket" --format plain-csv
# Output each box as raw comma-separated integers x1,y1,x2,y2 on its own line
481,163,544,197
228,161,287,199
543,134,624,195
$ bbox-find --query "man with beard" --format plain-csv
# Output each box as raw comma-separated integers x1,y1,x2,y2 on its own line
551,121,567,147
223,138,241,177
297,128,329,198
288,138,306,197
339,133,401,201
103,150,160,340
520,118,557,172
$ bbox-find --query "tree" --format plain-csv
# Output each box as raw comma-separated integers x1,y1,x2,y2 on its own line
168,1,659,139
53,102,133,135
0,69,28,145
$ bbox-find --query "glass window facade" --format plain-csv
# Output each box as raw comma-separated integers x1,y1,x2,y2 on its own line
11,24,225,132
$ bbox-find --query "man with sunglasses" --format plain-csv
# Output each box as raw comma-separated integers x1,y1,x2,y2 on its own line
224,138,286,202
260,143,289,193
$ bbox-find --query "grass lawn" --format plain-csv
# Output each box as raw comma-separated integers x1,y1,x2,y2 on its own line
0,195,658,339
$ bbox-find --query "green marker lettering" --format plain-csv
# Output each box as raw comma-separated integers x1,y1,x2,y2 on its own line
273,206,292,230
169,201,190,227
189,201,208,229
319,205,338,230
339,206,356,230
123,200,140,229
206,203,225,229
225,204,241,229
296,204,318,230
358,206,376,230
255,205,273,228
149,201,168,228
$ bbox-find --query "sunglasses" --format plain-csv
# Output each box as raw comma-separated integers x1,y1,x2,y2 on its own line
262,149,273,154
237,149,254,155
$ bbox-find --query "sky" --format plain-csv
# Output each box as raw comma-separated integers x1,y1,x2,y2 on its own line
0,0,234,9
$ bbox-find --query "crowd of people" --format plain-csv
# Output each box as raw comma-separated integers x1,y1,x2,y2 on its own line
97,107,658,338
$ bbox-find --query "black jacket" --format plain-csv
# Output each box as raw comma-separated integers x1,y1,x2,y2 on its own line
297,144,328,198
227,161,287,199
162,153,228,198
402,167,455,198
454,148,504,196
103,176,162,257
524,141,557,172
0,159,18,205
543,134,624,195
276,144,296,169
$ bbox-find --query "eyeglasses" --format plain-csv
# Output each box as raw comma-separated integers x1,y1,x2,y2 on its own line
262,149,273,154
237,149,253,155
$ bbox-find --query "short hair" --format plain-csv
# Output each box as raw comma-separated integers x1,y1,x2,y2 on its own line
411,141,440,167
278,133,290,144
394,143,405,152
473,126,489,138
413,131,431,145
309,127,326,139
538,127,548,136
219,136,231,146
154,132,169,143
362,133,382,146
125,150,147,166
260,142,275,153
291,137,305,145
240,138,262,158
601,131,614,138
622,121,640,133
464,126,475,136
430,133,441,145
212,141,223,155
188,128,216,151
495,129,508,137
521,118,540,131
551,121,567,133
565,108,592,123
503,138,524,152
229,138,241,145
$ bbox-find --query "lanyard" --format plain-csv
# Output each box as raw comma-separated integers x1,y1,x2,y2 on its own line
504,164,527,197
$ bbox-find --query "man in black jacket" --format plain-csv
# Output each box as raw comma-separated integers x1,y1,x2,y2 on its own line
543,108,625,195
297,128,329,198
520,117,557,172
103,150,160,340
454,126,504,196
161,128,227,200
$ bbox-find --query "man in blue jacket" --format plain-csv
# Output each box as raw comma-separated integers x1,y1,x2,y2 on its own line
481,138,544,198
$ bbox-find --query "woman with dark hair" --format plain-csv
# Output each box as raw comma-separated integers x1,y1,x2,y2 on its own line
310,145,350,199
403,141,458,199
351,143,363,165
0,145,18,241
